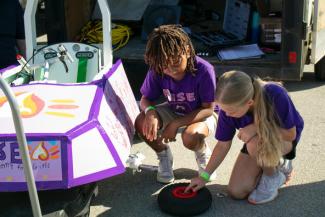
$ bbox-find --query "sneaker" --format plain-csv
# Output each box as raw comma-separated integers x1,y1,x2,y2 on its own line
157,146,174,183
195,143,217,181
278,158,293,184
248,170,286,205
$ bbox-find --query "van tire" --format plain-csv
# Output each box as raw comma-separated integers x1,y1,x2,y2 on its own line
315,56,325,80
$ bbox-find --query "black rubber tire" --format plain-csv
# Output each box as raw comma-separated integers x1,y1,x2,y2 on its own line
315,56,325,81
157,183,212,216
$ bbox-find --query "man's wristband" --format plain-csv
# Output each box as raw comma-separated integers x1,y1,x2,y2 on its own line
199,171,210,182
144,105,156,114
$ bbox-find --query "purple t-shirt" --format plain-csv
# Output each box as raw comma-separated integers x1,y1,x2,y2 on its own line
140,56,216,115
215,83,304,143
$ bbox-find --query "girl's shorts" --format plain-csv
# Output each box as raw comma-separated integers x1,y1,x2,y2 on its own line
240,141,298,160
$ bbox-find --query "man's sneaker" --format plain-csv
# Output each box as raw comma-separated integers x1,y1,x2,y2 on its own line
195,143,217,181
248,170,286,205
278,158,293,184
157,146,174,183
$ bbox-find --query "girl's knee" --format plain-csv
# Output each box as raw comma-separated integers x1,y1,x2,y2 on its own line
227,185,250,200
227,176,256,200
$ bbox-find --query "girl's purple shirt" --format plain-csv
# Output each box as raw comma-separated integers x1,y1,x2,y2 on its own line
215,83,304,143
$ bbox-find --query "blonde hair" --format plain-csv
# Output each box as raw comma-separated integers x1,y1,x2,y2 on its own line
216,71,283,167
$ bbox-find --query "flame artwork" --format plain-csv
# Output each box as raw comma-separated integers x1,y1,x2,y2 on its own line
0,91,79,118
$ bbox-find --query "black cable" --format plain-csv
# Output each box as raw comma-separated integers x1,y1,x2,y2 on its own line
15,46,51,82
17,48,42,74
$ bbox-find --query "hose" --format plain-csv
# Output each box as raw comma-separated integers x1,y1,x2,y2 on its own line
78,20,132,51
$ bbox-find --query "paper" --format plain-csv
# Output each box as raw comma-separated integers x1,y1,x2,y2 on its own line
217,44,264,60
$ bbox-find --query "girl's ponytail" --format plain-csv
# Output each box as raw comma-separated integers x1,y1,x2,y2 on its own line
252,78,283,167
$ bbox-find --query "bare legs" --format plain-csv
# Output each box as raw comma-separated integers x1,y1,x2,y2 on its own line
228,141,293,199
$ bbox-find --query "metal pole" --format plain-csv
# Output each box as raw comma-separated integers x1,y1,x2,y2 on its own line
0,77,42,217
24,0,38,60
98,0,113,69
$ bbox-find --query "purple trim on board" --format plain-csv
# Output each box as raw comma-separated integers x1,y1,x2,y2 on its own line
65,121,99,186
89,74,105,86
66,120,97,139
66,136,74,188
97,124,125,169
64,114,125,187
88,60,121,120
88,86,103,120
11,81,99,88
65,121,98,185
69,125,125,187
87,61,122,120
89,60,121,86
64,120,89,139
0,64,18,74
0,181,67,192
64,85,102,138
0,133,65,140
103,59,122,80
60,137,70,188
89,60,122,85
70,164,125,188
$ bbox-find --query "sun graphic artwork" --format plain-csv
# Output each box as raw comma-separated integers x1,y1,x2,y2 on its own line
0,91,79,119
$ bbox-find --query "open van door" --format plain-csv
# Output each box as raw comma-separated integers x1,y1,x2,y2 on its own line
311,0,325,79
311,0,325,64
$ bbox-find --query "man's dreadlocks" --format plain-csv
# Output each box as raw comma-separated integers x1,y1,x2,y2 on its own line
144,25,196,76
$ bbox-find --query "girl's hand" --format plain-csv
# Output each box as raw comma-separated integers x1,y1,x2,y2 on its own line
161,121,178,143
237,124,257,143
143,110,160,142
185,177,207,193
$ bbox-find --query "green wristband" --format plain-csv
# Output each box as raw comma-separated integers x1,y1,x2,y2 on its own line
199,171,210,182
145,105,156,114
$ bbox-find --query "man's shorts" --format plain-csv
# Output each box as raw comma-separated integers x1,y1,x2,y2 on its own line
155,102,218,136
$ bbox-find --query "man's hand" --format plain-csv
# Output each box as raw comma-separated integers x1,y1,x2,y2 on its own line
160,121,178,143
143,110,160,142
237,124,257,143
